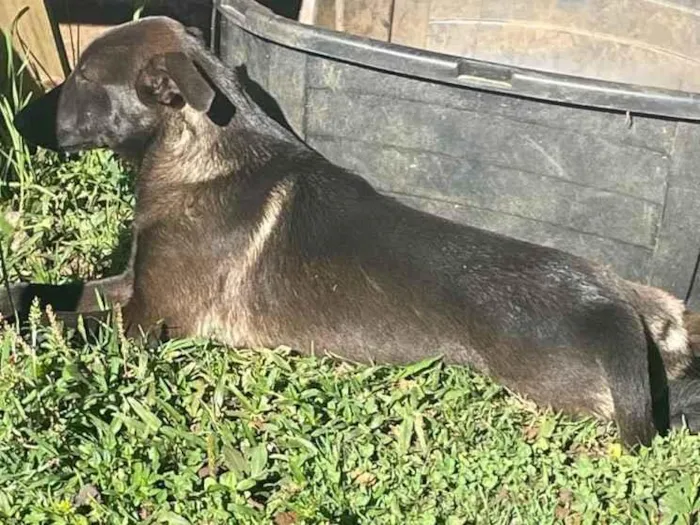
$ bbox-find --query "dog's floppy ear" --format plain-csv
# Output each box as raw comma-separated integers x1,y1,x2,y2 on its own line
136,52,214,112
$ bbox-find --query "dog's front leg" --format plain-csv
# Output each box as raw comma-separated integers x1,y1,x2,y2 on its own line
1,230,138,323
0,271,134,323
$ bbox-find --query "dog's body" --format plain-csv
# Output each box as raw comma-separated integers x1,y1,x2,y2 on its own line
9,17,700,448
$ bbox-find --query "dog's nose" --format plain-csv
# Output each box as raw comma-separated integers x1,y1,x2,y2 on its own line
12,108,30,137
13,83,63,151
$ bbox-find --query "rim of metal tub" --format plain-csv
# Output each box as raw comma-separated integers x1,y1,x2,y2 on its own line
216,0,700,121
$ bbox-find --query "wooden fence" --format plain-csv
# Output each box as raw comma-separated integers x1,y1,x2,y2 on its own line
0,0,67,88
0,0,214,92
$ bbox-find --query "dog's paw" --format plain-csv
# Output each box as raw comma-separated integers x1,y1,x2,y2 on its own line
670,406,700,433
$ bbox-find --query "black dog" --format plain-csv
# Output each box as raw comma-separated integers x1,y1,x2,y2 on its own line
9,16,700,448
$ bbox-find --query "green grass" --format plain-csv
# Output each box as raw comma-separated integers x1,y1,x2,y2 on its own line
1,42,700,525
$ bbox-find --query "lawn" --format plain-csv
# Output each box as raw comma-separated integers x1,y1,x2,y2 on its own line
1,46,700,525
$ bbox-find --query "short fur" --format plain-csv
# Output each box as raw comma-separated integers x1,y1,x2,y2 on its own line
10,16,700,448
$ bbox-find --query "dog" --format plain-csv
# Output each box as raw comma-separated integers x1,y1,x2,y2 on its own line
8,16,700,449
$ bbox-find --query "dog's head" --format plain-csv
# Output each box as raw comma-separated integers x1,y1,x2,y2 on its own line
14,17,218,157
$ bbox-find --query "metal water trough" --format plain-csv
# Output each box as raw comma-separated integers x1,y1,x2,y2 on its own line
215,0,700,307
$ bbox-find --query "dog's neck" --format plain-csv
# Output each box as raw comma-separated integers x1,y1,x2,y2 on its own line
133,106,291,230
135,50,300,190
137,106,276,187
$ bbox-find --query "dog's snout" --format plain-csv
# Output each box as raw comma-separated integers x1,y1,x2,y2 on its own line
12,108,32,140
13,83,63,151
16,75,115,153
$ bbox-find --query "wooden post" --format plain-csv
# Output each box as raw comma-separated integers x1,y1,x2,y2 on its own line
298,0,318,25
0,0,67,88
298,0,395,42
390,0,430,49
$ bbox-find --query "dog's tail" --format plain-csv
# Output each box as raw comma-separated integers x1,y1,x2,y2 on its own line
619,280,700,442
621,281,690,376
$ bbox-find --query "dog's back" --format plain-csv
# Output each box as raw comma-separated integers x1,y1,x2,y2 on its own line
141,144,652,445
